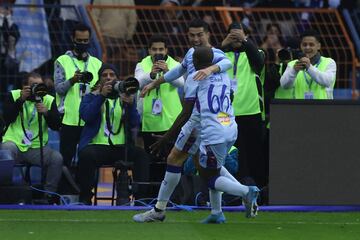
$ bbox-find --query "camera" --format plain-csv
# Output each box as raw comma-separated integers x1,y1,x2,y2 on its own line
78,71,93,84
278,48,305,62
107,77,140,99
153,54,167,62
31,83,47,98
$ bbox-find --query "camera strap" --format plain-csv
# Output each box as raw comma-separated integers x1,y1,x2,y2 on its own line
105,99,125,146
232,52,241,77
67,52,89,72
20,102,39,141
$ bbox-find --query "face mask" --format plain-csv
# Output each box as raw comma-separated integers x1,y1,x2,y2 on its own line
74,41,89,55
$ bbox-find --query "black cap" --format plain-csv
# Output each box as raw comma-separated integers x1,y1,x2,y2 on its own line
98,63,119,78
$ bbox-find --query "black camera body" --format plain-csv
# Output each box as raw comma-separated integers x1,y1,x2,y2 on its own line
78,71,93,84
153,54,167,62
278,48,305,62
107,77,140,99
30,83,47,102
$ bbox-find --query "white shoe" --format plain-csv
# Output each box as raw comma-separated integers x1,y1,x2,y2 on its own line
133,208,166,223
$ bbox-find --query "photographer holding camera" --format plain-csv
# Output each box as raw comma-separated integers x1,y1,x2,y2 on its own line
77,63,150,205
280,29,336,99
54,23,102,193
1,72,63,201
221,22,267,189
134,35,183,161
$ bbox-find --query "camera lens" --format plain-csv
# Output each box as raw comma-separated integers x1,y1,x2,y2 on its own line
31,83,47,98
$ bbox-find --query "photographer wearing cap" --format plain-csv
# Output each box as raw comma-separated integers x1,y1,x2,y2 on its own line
77,64,150,205
135,35,184,161
280,29,336,99
221,22,267,188
1,72,63,198
54,23,102,193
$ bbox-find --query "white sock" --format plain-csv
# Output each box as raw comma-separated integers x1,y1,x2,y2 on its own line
209,189,222,215
214,176,249,197
155,165,182,210
220,166,238,183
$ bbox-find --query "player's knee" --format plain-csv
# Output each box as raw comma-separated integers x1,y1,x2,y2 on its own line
167,148,187,166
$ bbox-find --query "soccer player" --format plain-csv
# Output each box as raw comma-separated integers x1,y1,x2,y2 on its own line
188,46,260,222
133,20,258,223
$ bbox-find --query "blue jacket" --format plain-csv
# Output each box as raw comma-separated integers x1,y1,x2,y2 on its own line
78,93,140,152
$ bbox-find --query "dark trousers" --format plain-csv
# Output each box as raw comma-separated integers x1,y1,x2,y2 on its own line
60,124,83,167
57,124,83,194
235,113,267,188
77,144,150,203
142,131,171,180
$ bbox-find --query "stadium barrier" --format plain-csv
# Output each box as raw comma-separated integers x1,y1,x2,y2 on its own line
86,5,358,95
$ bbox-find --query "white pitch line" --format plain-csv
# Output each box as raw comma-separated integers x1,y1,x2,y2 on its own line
0,218,359,225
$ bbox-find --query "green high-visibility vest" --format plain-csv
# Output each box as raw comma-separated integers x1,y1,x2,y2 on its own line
228,145,237,153
55,54,102,126
274,63,295,99
288,56,335,99
259,67,266,121
140,55,182,132
89,99,125,145
2,90,54,152
226,51,263,116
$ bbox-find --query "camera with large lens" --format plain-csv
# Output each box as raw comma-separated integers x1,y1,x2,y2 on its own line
30,83,47,100
78,71,93,84
107,77,140,99
278,48,305,62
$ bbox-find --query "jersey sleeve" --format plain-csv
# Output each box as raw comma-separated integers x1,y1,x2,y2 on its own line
184,73,198,101
212,48,227,64
181,48,194,69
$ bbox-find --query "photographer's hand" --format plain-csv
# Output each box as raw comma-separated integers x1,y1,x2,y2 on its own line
20,86,31,101
299,57,311,70
140,81,157,97
35,102,48,116
70,70,82,85
149,135,169,157
294,61,306,72
120,94,134,105
221,33,234,48
100,81,113,97
156,60,169,73
231,29,246,42
150,62,161,79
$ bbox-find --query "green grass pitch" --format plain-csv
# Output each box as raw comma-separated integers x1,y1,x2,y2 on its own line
0,210,360,240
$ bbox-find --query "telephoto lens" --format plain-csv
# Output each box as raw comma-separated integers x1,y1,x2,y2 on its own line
113,77,140,95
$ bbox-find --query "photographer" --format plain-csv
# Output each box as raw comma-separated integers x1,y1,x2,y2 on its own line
54,23,102,193
265,48,296,100
221,22,267,189
77,64,150,205
280,29,337,99
135,35,183,157
1,72,63,200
